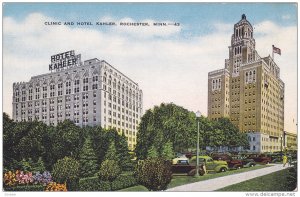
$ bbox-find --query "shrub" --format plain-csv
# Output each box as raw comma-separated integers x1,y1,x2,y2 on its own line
79,177,110,191
136,157,172,191
97,159,121,182
52,157,79,191
111,173,137,191
31,157,46,172
45,182,67,191
4,185,44,191
79,174,137,191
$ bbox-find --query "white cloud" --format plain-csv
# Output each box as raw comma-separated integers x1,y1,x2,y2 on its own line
3,13,297,133
282,14,291,20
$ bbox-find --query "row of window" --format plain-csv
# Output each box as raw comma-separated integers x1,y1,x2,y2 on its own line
212,78,221,91
245,70,256,83
15,85,98,102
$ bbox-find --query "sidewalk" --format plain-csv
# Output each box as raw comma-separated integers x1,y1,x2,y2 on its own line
167,164,289,192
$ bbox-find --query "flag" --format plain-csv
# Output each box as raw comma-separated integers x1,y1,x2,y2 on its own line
273,45,281,55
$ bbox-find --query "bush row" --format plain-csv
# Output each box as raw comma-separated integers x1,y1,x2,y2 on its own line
79,173,137,191
4,185,45,191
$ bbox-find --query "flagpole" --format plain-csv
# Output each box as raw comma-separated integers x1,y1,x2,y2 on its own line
272,45,274,60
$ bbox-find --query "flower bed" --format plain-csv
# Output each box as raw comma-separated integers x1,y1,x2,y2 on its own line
3,170,67,191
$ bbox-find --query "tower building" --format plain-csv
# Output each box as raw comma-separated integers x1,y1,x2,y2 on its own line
12,50,143,150
208,15,284,153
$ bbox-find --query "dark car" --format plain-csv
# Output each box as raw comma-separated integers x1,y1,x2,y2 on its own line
171,158,205,176
212,154,243,170
232,155,256,167
247,154,271,164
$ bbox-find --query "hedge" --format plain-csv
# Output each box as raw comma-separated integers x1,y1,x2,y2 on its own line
79,173,137,191
79,177,110,191
111,174,137,191
4,185,45,191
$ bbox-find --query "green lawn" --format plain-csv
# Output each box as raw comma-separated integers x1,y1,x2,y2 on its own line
120,165,269,191
218,168,294,191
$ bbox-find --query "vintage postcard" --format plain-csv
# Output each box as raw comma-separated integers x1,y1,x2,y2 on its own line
2,2,298,196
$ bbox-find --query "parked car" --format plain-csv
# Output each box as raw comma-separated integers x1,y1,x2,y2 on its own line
232,155,256,168
172,156,188,165
190,156,229,173
246,154,271,164
171,158,205,176
265,152,282,163
212,154,243,170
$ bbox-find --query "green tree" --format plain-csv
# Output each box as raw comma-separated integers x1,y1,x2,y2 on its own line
161,141,174,160
86,126,107,164
212,118,249,151
104,141,118,161
3,114,33,169
97,159,121,190
147,145,158,158
52,157,80,191
18,121,48,162
136,103,199,160
136,158,172,191
31,157,46,172
50,120,84,167
116,132,132,171
79,137,98,177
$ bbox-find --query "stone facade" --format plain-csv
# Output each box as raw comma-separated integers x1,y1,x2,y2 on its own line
12,52,143,150
208,14,285,153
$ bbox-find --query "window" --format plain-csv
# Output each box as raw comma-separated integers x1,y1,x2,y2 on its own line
92,84,98,90
93,76,98,82
75,79,80,85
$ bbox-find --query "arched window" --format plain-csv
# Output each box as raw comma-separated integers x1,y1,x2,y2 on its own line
103,72,107,83
246,72,248,83
253,70,256,82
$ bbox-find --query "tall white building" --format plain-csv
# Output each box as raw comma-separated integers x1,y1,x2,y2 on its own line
12,50,143,149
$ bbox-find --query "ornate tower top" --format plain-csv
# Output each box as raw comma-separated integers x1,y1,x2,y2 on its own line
231,14,255,47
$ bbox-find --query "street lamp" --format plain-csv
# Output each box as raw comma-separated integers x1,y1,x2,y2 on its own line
195,111,201,177
280,134,283,157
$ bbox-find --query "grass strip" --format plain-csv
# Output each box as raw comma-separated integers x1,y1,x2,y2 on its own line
217,168,292,191
120,165,269,191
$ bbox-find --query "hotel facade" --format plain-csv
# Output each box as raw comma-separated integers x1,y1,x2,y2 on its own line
208,15,285,153
12,51,143,150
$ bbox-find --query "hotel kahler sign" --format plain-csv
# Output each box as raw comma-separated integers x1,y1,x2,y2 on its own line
49,50,81,71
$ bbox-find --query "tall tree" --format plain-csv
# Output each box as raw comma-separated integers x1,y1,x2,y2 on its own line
79,137,98,177
136,103,199,160
147,145,158,158
104,141,118,161
116,132,132,171
50,120,84,167
161,141,174,160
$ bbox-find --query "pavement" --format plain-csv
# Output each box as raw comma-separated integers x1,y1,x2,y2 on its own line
167,164,290,192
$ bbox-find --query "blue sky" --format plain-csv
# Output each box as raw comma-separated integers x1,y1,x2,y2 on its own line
2,3,298,133
3,3,297,35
